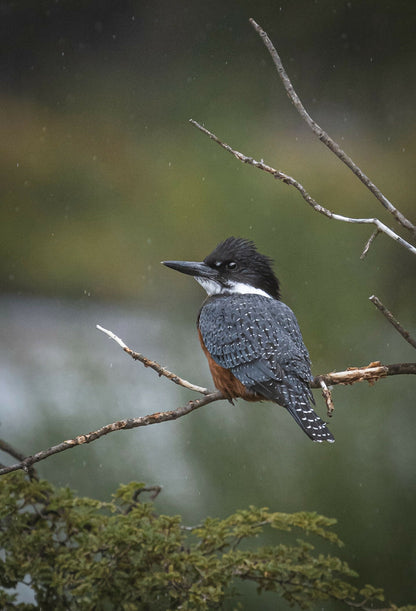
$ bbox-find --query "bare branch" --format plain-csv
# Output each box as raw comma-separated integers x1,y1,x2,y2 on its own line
311,362,416,388
0,391,223,476
189,120,416,256
100,325,416,389
249,18,416,236
0,438,38,479
1,360,415,476
1,327,413,477
0,438,27,462
319,379,334,417
369,296,416,349
360,229,381,259
97,324,210,395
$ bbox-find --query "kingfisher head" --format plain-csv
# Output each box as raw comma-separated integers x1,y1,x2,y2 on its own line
162,237,281,299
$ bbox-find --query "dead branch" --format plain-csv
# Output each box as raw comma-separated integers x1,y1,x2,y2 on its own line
360,229,381,259
189,119,416,257
189,18,416,256
0,438,38,479
249,17,416,237
369,296,416,349
0,326,414,477
0,391,223,476
97,326,416,388
311,362,416,387
319,379,334,417
97,325,210,394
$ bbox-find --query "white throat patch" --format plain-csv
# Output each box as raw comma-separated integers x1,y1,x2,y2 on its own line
195,277,272,299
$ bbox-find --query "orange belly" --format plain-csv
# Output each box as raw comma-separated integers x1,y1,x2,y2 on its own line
198,329,262,402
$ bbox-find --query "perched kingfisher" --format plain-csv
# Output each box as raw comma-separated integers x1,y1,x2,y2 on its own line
163,237,334,443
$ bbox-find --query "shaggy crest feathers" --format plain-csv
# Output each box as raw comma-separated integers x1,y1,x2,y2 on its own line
203,237,280,300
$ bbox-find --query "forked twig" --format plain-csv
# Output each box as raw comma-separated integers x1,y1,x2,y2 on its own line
1,327,414,477
312,361,416,387
0,439,38,479
0,390,223,477
189,120,416,256
189,18,416,256
98,326,416,389
248,17,416,236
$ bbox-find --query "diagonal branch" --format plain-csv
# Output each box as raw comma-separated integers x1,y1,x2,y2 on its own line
0,327,414,477
97,325,210,394
0,391,223,476
248,17,416,236
189,120,416,256
360,229,381,259
0,439,38,479
369,296,416,349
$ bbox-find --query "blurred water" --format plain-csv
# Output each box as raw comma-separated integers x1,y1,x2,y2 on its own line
0,295,415,607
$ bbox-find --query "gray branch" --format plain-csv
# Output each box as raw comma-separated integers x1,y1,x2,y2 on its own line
369,296,416,349
249,17,416,236
189,120,416,256
1,327,415,477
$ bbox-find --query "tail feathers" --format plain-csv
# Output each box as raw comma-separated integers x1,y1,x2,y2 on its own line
285,400,334,443
248,377,334,443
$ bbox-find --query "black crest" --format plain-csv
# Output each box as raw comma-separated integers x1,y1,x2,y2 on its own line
204,237,281,299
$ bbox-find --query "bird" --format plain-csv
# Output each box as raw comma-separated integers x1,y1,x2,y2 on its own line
162,237,334,443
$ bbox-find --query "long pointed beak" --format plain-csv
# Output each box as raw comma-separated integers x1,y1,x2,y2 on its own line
162,260,217,279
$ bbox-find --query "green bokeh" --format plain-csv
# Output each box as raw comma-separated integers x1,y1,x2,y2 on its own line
1,1,415,608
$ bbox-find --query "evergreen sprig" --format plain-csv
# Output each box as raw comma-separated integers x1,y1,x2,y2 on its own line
0,473,414,610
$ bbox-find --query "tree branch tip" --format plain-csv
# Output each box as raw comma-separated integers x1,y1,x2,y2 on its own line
246,19,416,238
96,324,128,349
190,118,416,256
319,378,335,417
360,229,380,259
249,18,261,30
368,296,416,349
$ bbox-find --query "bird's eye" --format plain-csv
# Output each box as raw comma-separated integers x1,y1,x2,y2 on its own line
226,261,237,270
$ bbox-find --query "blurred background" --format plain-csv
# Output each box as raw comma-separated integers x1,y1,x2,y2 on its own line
1,0,415,607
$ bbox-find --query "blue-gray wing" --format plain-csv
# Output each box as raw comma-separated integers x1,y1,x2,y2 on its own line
198,294,334,442
198,294,312,398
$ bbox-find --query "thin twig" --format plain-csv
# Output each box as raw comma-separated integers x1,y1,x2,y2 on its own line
360,229,380,259
189,120,416,256
249,18,416,237
311,362,416,387
0,391,223,476
319,379,334,417
369,296,416,349
97,324,210,395
0,438,38,479
1,328,414,477
99,325,416,388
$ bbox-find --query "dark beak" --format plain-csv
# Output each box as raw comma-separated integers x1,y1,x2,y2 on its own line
162,260,217,279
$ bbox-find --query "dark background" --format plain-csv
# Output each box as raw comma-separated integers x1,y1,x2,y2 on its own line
1,1,415,608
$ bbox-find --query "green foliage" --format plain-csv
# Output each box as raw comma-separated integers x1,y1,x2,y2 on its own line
0,473,414,610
